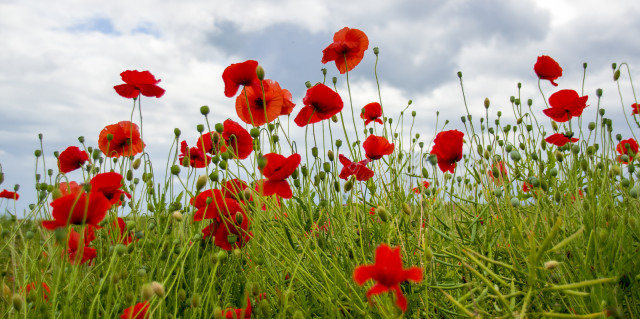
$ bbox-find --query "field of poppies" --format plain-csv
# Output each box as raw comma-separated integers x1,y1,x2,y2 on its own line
1,26,639,318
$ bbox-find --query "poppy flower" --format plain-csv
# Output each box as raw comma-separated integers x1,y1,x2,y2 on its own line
42,192,111,230
616,138,639,164
545,133,579,147
222,179,249,201
522,182,533,193
191,189,243,222
353,243,423,312
542,90,588,123
201,208,251,251
260,153,301,199
412,181,430,194
222,60,260,98
114,70,165,99
279,88,296,116
111,217,136,245
363,135,394,160
98,121,145,158
294,84,344,127
90,172,131,206
361,102,383,125
0,189,19,200
534,55,563,86
58,146,89,173
120,301,150,319
235,79,286,127
199,119,254,159
631,103,640,115
339,154,374,181
67,226,97,265
488,161,508,184
321,27,369,74
179,140,212,168
59,182,82,196
430,130,464,173
223,297,252,319
24,282,50,301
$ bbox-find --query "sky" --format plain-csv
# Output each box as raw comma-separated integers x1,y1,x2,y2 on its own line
1,0,640,214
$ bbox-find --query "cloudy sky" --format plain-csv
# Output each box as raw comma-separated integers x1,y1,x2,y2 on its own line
2,0,639,213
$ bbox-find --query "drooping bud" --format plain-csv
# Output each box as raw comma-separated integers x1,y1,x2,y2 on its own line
614,70,621,81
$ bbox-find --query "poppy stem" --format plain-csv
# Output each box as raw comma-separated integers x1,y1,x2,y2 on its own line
344,54,362,158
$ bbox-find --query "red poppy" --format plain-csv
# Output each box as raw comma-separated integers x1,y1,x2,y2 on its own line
191,189,243,222
632,103,640,115
223,297,252,319
222,179,249,201
59,182,82,196
201,208,251,251
235,79,286,127
179,140,211,168
488,161,508,184
0,189,19,200
222,60,260,98
58,146,89,173
280,88,296,116
534,55,563,87
42,192,111,230
412,181,430,194
90,172,131,206
616,138,639,164
545,133,579,147
199,119,254,159
542,90,588,123
321,27,369,74
67,226,97,265
111,217,136,245
294,84,344,127
353,243,423,312
114,70,165,99
522,182,533,193
120,301,150,319
363,135,394,160
98,121,145,158
361,102,383,125
430,130,464,173
339,154,374,181
260,153,301,199
24,282,50,301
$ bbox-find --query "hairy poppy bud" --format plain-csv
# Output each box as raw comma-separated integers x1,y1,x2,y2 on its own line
457,71,462,78
331,115,338,123
209,171,219,182
214,123,224,133
510,150,521,162
114,244,127,256
344,180,353,192
172,211,183,222
596,88,603,97
305,81,312,88
614,70,621,81
551,121,558,131
132,158,141,170
402,203,411,215
335,140,342,148
327,150,334,161
544,260,560,270
377,206,389,222
257,156,267,170
12,294,23,311
235,213,243,225
170,165,180,175
191,293,201,308
301,165,308,177
554,150,564,162
141,283,154,301
218,160,228,170
511,197,520,207
323,162,331,173
428,154,437,166
311,147,318,158
422,167,429,178
484,97,490,109
217,250,228,262
34,149,42,157
174,128,181,137
196,175,208,191
332,77,337,85
256,65,265,80
411,111,416,117
151,281,165,298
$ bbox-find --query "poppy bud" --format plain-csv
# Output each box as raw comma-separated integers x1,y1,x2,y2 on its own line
344,180,353,192
318,172,326,180
106,133,114,141
335,140,342,148
170,165,180,175
402,203,411,215
622,178,630,187
172,211,183,222
596,88,603,97
544,260,560,270
457,71,462,78
196,175,208,191
141,283,154,301
427,154,437,166
377,206,389,222
551,121,558,131
554,151,564,162
12,294,23,311
150,281,165,298
613,69,621,81
174,128,181,137
243,188,252,201
271,135,279,143
312,147,318,158
612,165,622,175
218,160,228,170
191,293,201,308
326,150,335,162
195,124,204,133
214,123,224,133
332,77,337,85
34,149,42,157
421,167,429,178
235,213,243,225
331,115,338,123
511,197,520,207
411,111,417,117
114,244,127,256
323,162,331,173
257,156,267,170
631,188,639,198
305,81,312,88
301,165,308,177
256,65,265,80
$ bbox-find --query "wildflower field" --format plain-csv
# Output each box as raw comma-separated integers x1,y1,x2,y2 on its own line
1,27,639,318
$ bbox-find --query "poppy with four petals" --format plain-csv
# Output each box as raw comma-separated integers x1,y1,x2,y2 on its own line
58,146,89,173
430,130,464,173
353,243,423,312
235,80,286,127
363,135,394,160
534,55,563,86
542,90,588,123
294,84,344,127
114,70,165,99
98,121,145,158
322,27,369,74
